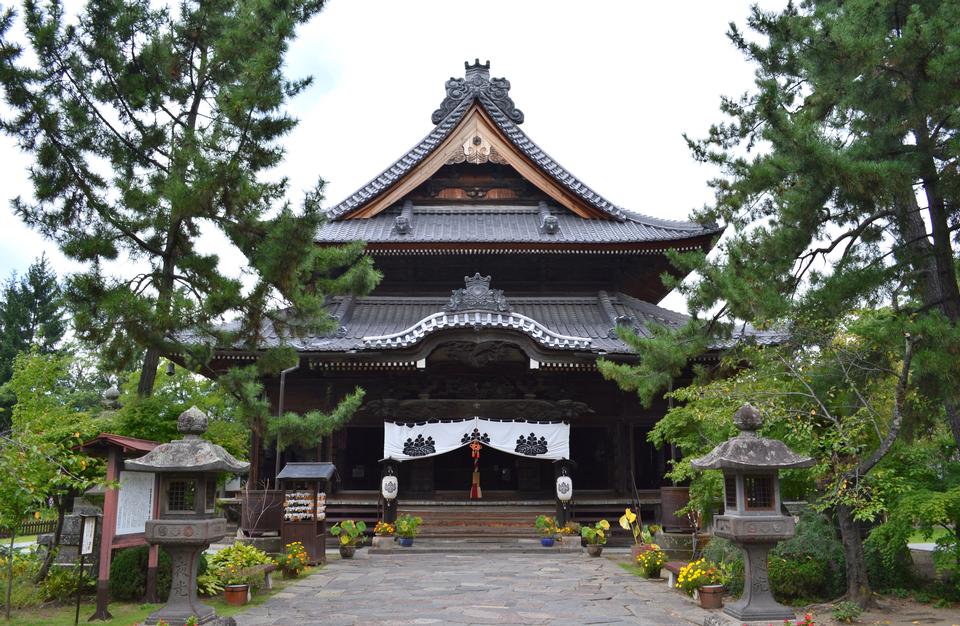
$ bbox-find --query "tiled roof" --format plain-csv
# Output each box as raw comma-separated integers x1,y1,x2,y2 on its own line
317,205,719,245
323,61,717,239
210,292,785,356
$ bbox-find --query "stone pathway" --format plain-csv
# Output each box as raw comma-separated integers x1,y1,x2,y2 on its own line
235,551,711,625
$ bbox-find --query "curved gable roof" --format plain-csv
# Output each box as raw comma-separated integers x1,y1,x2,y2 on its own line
324,60,718,240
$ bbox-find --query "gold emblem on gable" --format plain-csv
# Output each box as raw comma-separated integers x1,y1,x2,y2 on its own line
445,133,508,165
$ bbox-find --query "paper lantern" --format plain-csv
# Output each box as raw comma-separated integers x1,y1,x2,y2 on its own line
556,475,573,502
381,475,398,501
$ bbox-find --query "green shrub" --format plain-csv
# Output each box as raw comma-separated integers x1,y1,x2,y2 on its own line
41,565,95,601
0,549,44,609
769,511,845,602
207,541,273,589
704,512,845,603
109,545,207,601
832,600,862,623
864,532,913,591
702,537,744,597
769,554,837,602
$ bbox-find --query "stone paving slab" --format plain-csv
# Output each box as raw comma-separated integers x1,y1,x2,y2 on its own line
235,552,715,625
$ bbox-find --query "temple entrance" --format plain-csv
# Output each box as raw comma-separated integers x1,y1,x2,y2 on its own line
384,417,568,500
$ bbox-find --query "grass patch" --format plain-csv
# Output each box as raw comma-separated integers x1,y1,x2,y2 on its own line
908,527,950,544
618,562,661,580
3,564,324,624
209,564,323,617
3,601,159,626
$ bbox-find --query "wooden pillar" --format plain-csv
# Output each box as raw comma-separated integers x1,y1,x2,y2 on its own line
91,448,119,621
612,421,631,495
144,474,161,603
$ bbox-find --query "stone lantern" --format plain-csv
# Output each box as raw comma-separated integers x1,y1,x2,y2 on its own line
125,407,249,626
691,404,813,624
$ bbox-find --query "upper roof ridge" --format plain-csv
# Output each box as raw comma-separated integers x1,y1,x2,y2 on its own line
432,59,524,125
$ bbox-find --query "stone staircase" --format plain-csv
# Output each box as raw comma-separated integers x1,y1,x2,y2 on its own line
400,503,554,539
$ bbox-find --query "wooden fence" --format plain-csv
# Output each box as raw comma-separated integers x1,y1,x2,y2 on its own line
0,519,57,539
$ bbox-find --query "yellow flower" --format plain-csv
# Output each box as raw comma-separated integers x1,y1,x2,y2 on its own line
598,520,610,531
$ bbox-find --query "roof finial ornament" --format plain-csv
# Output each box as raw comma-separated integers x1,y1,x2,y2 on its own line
431,60,524,126
733,403,763,436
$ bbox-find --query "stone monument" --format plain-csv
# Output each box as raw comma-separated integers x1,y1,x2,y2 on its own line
692,404,814,624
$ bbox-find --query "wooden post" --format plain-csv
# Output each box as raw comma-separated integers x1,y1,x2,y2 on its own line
90,448,119,621
144,474,161,603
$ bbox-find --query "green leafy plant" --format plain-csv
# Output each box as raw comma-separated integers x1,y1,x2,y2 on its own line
832,601,863,623
394,514,421,539
580,520,610,546
534,515,558,537
330,520,367,546
196,572,224,597
208,541,273,587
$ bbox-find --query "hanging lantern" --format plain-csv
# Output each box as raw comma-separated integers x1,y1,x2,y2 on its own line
556,475,573,502
381,475,398,500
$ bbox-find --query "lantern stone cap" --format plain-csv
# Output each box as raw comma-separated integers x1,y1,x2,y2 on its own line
690,404,814,471
124,406,249,474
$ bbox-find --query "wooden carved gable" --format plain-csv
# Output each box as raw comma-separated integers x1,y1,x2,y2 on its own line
342,105,612,220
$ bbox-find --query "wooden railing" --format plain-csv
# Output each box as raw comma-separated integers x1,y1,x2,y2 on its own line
0,519,57,539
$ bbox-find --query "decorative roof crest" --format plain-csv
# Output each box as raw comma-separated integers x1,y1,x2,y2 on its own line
446,273,510,312
432,59,524,126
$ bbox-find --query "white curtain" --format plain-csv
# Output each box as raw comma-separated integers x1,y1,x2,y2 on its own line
383,417,570,461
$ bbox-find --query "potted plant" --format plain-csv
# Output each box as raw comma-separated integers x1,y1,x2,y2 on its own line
580,519,609,556
330,520,367,558
280,541,308,578
372,520,395,548
208,541,274,605
535,514,559,547
394,513,422,547
635,543,666,578
675,558,724,608
221,565,250,606
619,508,645,559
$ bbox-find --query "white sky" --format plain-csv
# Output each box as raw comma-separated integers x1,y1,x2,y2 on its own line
0,0,778,312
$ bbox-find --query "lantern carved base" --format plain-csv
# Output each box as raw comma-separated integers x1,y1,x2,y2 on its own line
143,519,227,626
714,515,797,623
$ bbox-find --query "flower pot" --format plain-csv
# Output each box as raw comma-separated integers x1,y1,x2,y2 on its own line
540,537,555,547
224,584,249,606
643,567,662,579
399,537,414,547
371,535,394,548
339,545,356,559
586,545,603,557
698,584,724,609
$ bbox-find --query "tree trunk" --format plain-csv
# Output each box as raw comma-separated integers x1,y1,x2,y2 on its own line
893,188,960,451
836,504,874,608
5,532,14,620
136,346,161,397
34,498,65,583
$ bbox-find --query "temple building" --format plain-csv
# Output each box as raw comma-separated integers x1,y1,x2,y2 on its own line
213,60,730,524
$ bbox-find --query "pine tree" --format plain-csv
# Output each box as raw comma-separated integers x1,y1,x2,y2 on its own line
598,0,960,607
0,0,380,399
0,255,63,386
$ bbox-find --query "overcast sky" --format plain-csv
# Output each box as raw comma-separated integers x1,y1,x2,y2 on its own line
0,0,778,312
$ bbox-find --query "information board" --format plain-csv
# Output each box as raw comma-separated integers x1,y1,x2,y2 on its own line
80,516,96,555
115,471,155,535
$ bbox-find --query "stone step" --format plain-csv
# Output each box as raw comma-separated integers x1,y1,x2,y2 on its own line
367,538,584,554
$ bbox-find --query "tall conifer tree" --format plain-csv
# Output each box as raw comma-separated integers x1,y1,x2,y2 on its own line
0,0,379,399
599,0,959,605
0,255,63,382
